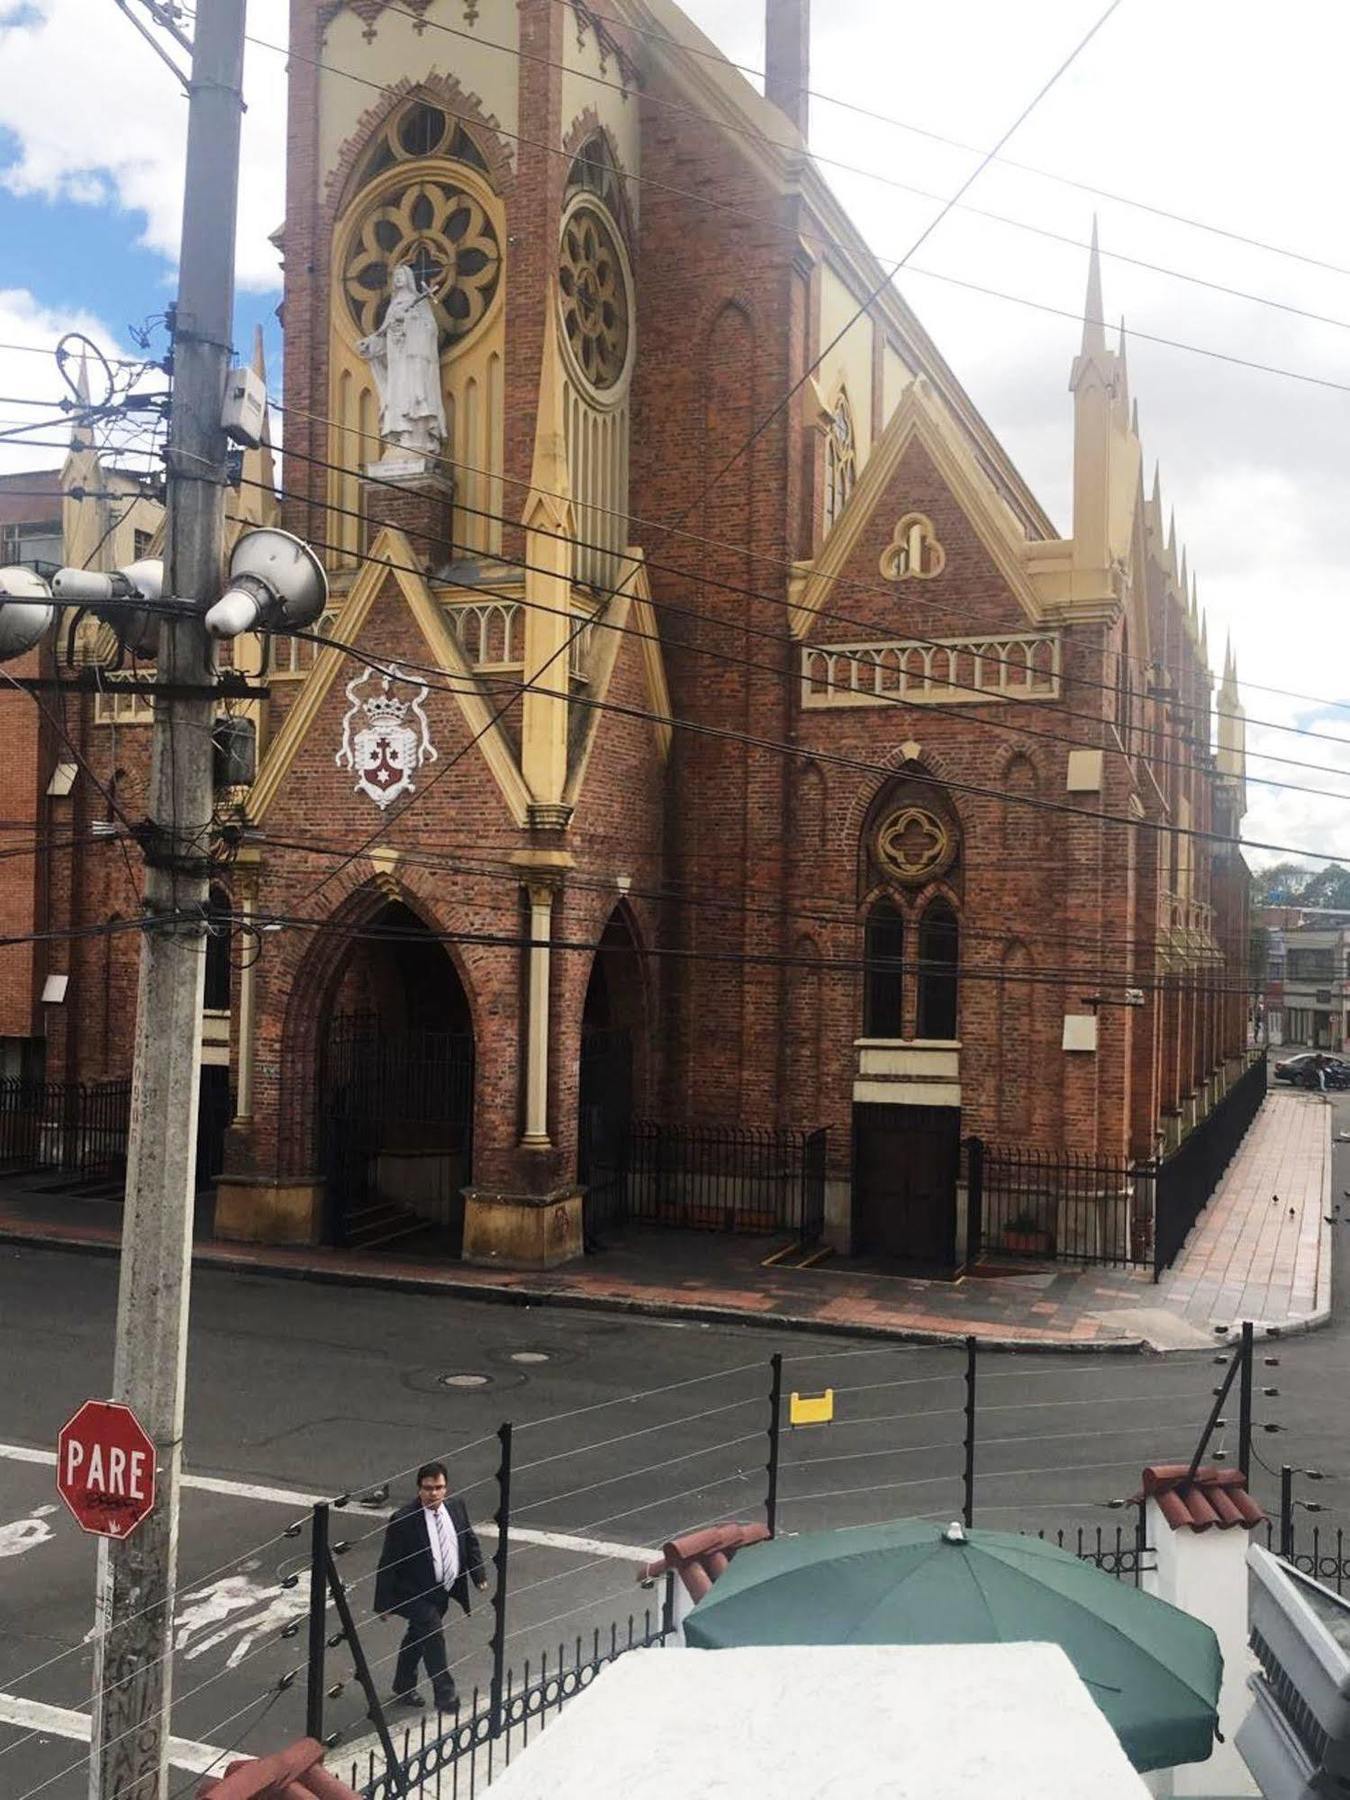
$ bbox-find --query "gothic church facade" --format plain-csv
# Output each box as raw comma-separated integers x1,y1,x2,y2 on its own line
26,0,1251,1268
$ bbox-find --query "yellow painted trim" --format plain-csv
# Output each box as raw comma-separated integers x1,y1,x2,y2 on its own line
249,526,530,827
562,547,671,811
790,379,1045,640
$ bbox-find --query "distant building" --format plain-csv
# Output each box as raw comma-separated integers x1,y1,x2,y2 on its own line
0,432,162,1081
1279,924,1350,1050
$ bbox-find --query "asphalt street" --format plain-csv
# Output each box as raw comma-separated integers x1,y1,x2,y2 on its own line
0,1100,1346,1796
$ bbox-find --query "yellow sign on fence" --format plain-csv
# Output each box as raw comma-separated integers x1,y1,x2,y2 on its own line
789,1389,834,1427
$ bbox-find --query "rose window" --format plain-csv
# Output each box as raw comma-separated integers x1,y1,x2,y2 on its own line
875,806,955,884
343,177,501,353
558,203,631,392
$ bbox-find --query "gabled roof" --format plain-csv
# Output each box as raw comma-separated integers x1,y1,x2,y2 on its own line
250,526,532,827
789,376,1044,639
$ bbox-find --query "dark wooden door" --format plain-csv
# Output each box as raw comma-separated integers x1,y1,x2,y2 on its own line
852,1103,960,1270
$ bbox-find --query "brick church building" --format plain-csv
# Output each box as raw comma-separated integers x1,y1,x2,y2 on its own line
12,0,1251,1270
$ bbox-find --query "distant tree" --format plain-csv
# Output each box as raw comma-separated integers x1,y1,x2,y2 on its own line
1298,864,1350,911
1253,861,1316,905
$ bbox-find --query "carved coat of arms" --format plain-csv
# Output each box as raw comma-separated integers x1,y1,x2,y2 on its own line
335,665,437,810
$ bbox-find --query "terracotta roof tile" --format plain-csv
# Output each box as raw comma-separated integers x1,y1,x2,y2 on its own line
638,1521,771,1600
1130,1463,1266,1533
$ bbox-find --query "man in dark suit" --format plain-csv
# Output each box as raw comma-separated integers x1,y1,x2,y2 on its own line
374,1460,489,1712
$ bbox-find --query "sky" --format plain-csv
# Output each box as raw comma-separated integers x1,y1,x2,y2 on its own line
0,0,1346,869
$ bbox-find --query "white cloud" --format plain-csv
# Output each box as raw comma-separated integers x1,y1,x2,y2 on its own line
0,0,288,291
0,287,133,475
2,0,1347,862
682,0,1350,861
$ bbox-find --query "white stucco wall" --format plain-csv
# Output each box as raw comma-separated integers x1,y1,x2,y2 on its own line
1142,1499,1258,1797
486,1643,1152,1799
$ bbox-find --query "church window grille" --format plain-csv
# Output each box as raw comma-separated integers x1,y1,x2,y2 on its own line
881,512,945,581
824,393,856,534
559,198,631,394
863,900,905,1039
916,898,959,1040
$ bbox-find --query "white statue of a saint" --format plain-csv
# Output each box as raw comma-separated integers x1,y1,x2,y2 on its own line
358,263,446,469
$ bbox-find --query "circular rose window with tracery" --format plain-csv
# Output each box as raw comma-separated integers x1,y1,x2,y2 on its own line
558,199,632,395
875,806,955,885
342,176,501,353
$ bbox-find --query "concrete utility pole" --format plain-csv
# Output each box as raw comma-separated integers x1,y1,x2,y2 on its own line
89,3,245,1793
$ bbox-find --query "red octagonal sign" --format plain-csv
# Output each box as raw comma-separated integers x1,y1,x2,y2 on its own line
57,1400,157,1539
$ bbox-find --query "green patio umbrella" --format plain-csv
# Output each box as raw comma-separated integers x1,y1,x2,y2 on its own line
683,1518,1222,1773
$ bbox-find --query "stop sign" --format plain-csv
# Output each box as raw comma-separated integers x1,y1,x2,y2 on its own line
57,1400,157,1538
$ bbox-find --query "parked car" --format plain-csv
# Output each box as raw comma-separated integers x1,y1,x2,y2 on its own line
1273,1052,1350,1087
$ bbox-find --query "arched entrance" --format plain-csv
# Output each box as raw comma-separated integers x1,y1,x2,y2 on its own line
578,907,646,1243
317,901,475,1250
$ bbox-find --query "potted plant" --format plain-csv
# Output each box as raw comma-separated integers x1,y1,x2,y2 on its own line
1001,1209,1053,1256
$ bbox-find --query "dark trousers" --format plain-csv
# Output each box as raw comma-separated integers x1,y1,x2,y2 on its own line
393,1594,454,1698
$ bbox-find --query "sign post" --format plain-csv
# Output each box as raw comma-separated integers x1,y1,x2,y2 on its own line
57,1399,157,1540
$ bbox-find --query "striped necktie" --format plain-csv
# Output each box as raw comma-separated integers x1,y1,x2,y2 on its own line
433,1506,453,1589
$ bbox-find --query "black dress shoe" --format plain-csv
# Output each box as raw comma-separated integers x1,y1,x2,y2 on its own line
393,1689,426,1709
433,1684,458,1713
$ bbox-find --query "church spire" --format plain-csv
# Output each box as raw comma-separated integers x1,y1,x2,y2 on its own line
1081,215,1105,356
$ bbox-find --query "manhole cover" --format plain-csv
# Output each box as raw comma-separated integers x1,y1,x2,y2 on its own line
440,1373,491,1388
509,1351,550,1365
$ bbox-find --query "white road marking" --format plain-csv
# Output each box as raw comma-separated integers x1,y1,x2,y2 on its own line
0,1444,655,1561
0,1504,57,1559
0,1691,226,1774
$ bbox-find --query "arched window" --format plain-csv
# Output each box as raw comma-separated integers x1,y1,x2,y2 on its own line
824,392,856,535
863,900,904,1039
204,885,232,1013
916,899,959,1040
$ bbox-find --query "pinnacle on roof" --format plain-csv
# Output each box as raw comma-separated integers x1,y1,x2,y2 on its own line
1081,215,1105,356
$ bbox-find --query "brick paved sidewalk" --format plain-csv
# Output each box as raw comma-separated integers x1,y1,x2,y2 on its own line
0,1090,1331,1354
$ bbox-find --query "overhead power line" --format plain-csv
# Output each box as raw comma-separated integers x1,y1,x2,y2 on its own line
248,461,1350,783
282,606,1345,866
567,0,1350,284
373,0,1350,339
244,27,1350,414
267,399,1350,738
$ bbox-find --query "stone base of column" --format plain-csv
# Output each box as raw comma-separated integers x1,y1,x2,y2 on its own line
214,1175,324,1245
461,1184,584,1269
361,464,455,571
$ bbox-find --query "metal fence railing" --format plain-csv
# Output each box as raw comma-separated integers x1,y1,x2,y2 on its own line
965,1139,1152,1272
581,1120,827,1245
1154,1052,1268,1276
0,1076,131,1181
964,1051,1269,1279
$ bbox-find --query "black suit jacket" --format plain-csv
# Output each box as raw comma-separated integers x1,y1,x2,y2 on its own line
374,1496,486,1619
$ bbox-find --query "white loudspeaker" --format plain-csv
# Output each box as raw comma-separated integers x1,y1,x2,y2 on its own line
205,529,328,640
51,558,164,658
0,567,55,663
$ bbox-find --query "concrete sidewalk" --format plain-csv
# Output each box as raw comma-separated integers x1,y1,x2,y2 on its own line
0,1089,1331,1354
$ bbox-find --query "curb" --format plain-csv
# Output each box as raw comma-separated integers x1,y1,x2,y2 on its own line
0,1223,1150,1356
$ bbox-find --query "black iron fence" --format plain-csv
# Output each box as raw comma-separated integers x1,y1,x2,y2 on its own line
0,1076,130,1182
1154,1053,1268,1276
965,1138,1151,1272
965,1052,1269,1279
348,1598,678,1800
580,1119,827,1245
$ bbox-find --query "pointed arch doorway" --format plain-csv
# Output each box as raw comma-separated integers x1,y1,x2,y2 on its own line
578,907,647,1242
317,902,475,1250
